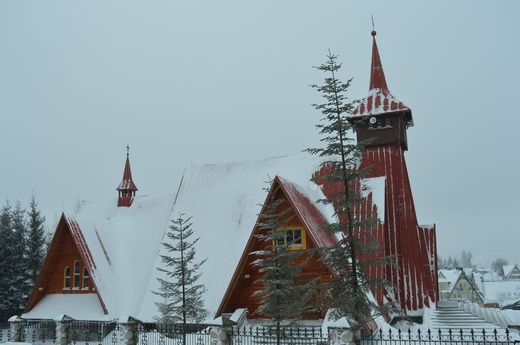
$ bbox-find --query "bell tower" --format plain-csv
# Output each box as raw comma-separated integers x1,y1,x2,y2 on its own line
116,146,138,207
348,30,413,150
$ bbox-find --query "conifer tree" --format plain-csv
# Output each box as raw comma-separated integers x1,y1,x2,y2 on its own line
306,52,398,329
10,201,31,314
251,179,318,344
0,200,14,321
155,213,208,339
26,194,48,284
460,250,473,269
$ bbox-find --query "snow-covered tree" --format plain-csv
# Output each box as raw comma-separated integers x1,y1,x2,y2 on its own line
0,196,48,321
0,200,15,321
453,258,459,268
491,258,508,277
251,179,318,342
26,194,48,284
11,202,31,312
460,250,474,269
154,213,208,335
306,52,399,328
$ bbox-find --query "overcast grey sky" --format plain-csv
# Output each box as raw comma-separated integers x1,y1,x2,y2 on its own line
1,1,519,267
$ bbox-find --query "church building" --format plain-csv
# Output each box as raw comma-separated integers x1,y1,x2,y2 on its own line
22,31,437,327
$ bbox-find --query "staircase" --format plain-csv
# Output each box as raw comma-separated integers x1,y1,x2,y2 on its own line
430,300,511,331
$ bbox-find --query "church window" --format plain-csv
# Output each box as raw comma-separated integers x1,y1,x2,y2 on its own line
64,267,71,289
82,267,89,290
73,261,81,289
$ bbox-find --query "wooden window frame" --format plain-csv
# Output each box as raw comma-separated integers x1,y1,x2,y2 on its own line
275,227,306,250
82,267,89,290
73,261,81,289
64,267,71,290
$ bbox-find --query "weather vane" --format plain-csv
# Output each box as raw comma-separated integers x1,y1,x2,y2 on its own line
126,145,130,156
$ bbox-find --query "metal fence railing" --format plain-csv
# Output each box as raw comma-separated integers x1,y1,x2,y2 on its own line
362,328,516,345
1,321,518,345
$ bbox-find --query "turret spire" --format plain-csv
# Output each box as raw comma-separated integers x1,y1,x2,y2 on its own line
116,146,138,207
369,30,389,91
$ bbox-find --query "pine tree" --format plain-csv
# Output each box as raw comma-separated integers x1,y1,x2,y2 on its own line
26,194,48,284
251,179,318,343
491,258,508,277
460,250,474,269
155,213,207,340
306,52,398,329
453,258,459,267
0,200,14,321
9,201,31,316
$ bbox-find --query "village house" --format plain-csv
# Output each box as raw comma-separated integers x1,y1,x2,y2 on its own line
21,31,438,329
438,269,483,305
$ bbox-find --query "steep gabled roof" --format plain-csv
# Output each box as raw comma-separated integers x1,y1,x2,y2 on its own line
215,175,339,316
276,176,337,248
24,193,176,321
140,155,337,321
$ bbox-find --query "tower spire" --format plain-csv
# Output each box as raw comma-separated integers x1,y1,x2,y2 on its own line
116,146,138,207
369,30,389,91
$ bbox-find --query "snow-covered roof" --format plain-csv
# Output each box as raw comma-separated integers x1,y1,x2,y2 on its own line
23,294,111,321
25,154,388,323
141,155,338,322
481,280,520,306
350,87,410,118
438,269,461,286
23,193,176,322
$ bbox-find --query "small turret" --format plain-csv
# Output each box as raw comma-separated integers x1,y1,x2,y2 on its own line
116,146,138,207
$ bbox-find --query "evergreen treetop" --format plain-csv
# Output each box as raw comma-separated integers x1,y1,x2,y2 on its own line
307,52,399,328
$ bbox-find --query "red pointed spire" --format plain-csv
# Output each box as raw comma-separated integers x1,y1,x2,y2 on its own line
369,30,389,91
350,30,411,121
117,146,138,207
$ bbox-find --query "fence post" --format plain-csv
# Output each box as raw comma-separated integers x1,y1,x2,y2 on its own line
121,321,138,345
330,327,356,345
8,316,24,342
209,326,230,345
55,315,74,345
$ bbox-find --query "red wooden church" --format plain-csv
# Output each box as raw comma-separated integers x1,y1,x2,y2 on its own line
22,31,437,326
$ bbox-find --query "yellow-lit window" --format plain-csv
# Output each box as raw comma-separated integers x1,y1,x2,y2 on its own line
73,261,81,289
64,267,71,289
82,267,89,290
275,228,306,250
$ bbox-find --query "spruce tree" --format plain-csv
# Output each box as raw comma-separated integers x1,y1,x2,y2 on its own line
11,201,31,314
0,200,14,321
251,179,318,343
306,52,398,329
155,213,207,340
26,194,48,284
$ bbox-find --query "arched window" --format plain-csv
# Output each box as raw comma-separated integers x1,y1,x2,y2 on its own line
64,267,71,289
82,267,89,290
73,261,81,289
